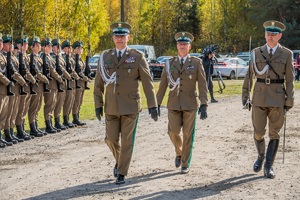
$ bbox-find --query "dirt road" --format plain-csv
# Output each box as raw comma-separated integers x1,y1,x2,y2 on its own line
0,91,299,200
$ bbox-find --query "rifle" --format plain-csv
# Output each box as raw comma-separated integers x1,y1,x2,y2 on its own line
55,53,64,92
6,51,15,96
84,52,91,90
19,37,27,96
75,53,82,89
65,54,73,91
42,53,51,93
29,53,37,95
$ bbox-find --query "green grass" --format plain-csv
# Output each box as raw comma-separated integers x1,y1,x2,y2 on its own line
23,79,300,130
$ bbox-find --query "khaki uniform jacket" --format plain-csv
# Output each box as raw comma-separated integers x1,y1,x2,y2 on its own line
62,53,80,89
19,53,36,93
94,48,157,115
242,44,294,107
52,53,72,90
31,53,49,94
45,54,63,90
71,54,89,88
157,55,208,110
0,52,11,95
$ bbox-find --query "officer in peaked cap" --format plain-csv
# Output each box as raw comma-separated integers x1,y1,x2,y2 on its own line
29,36,41,47
94,21,158,185
242,20,294,179
157,31,208,175
61,40,71,49
72,41,83,49
41,38,52,47
2,34,13,44
52,38,60,47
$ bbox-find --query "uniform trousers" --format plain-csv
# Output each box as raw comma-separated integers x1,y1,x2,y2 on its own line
16,94,31,125
4,95,20,129
105,113,139,176
63,89,76,116
54,91,66,118
252,106,284,141
0,95,8,129
44,90,58,120
72,88,84,114
28,93,43,123
168,109,197,168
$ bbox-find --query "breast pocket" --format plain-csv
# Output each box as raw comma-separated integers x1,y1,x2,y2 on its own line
123,65,137,78
105,64,116,75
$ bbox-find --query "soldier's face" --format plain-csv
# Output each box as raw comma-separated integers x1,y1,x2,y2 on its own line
177,42,191,56
75,46,83,55
32,43,41,53
22,43,28,51
113,35,130,50
265,32,282,48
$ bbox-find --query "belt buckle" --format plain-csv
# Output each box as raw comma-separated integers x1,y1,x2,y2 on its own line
265,78,270,84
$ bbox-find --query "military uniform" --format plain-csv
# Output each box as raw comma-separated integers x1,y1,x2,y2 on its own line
61,40,80,128
0,39,13,147
41,38,63,133
157,32,208,174
52,39,72,130
28,37,49,137
72,41,90,126
15,36,36,140
242,20,294,179
94,22,158,184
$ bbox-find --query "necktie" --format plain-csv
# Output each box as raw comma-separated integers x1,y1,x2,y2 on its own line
180,58,184,69
118,51,122,61
269,48,273,59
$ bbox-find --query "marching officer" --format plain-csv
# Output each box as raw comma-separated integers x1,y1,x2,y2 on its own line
15,36,37,140
72,41,90,126
2,34,27,144
242,20,294,179
61,40,80,128
0,34,14,148
156,32,208,174
94,22,158,184
41,38,63,134
52,38,72,130
28,36,49,137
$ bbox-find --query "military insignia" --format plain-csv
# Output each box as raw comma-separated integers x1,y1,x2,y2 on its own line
189,74,192,79
171,66,177,71
271,21,275,26
128,68,131,73
105,61,112,64
118,23,122,27
125,57,136,63
187,65,195,70
182,32,185,36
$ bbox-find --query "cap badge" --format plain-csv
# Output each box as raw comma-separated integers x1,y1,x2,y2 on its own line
271,22,275,26
118,23,122,27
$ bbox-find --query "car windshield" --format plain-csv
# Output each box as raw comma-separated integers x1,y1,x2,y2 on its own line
89,56,99,63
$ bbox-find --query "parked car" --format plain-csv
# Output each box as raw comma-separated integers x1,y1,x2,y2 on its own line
88,54,99,77
236,52,250,64
148,59,165,79
213,57,248,79
157,56,173,64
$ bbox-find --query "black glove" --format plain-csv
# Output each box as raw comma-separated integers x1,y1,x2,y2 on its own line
284,105,292,112
198,104,207,120
158,105,161,116
148,107,158,121
95,107,103,121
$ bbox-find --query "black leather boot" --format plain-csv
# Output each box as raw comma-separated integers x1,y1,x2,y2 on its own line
4,129,18,144
0,130,13,146
16,124,31,141
45,120,57,134
264,139,279,179
55,117,67,130
35,121,47,136
23,123,34,139
0,141,5,148
50,119,61,132
63,115,75,128
73,113,86,126
10,128,24,142
30,122,43,137
253,138,265,172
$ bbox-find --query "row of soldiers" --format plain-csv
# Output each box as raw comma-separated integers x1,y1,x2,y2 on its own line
0,34,92,148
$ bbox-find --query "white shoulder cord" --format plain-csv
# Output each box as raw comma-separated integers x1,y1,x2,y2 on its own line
99,51,117,93
166,59,180,96
252,50,269,75
0,54,6,73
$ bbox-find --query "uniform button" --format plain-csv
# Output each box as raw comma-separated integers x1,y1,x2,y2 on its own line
117,93,120,95
116,84,119,86
180,78,183,80
180,90,182,92
180,84,182,86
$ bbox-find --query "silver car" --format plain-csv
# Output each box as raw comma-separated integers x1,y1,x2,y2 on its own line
213,57,249,79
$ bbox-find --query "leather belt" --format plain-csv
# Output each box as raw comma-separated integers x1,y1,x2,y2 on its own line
256,78,284,84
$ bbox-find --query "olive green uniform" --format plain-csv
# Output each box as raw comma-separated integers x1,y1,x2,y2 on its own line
0,52,10,131
156,55,208,168
94,48,157,176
